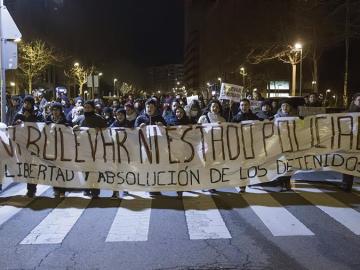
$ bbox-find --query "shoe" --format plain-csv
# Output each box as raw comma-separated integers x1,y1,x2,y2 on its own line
26,191,35,198
91,193,99,199
149,191,161,196
111,191,119,199
53,191,60,198
341,183,352,192
238,186,246,193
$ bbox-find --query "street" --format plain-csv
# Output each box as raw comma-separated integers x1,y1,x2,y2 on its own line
0,172,359,270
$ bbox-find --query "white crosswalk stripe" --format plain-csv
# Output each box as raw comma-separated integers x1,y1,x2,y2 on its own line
20,192,90,245
0,184,49,227
0,183,360,244
182,191,231,240
106,192,152,242
237,187,314,236
294,184,360,235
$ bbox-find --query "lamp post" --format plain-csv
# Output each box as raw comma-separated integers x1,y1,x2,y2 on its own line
113,78,118,97
295,43,303,96
312,81,317,91
240,67,247,87
10,82,16,95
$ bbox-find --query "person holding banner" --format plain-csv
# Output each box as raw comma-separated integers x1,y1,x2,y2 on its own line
231,98,259,123
198,100,226,193
256,100,274,120
168,106,191,198
73,100,107,198
275,100,297,191
45,102,72,198
135,98,166,196
13,95,45,198
197,100,225,124
185,99,202,124
111,107,132,199
341,93,360,191
231,98,259,193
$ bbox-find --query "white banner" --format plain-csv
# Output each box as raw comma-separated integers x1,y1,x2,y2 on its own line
1,113,359,191
219,83,243,102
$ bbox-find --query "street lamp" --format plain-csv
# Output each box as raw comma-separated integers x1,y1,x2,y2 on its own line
240,67,247,88
312,81,317,91
113,78,118,97
74,62,79,68
98,72,103,76
10,81,15,94
294,43,303,96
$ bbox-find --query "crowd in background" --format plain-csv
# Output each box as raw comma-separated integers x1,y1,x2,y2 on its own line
2,89,360,198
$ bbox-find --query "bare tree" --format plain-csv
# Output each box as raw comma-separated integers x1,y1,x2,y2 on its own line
18,40,58,93
64,63,94,97
247,44,304,96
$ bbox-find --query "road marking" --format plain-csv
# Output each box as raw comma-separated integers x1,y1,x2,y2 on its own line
183,192,231,240
106,192,152,242
0,184,49,227
295,185,360,235
237,187,314,236
20,192,90,244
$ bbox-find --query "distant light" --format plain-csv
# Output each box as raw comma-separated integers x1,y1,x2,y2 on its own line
294,43,302,49
326,89,331,93
157,90,161,94
10,82,15,87
177,81,180,85
240,67,245,71
217,77,222,81
99,72,103,76
312,81,317,85
207,82,211,87
113,78,118,82
212,91,216,95
332,95,336,98
14,38,21,43
253,88,258,92
74,62,79,67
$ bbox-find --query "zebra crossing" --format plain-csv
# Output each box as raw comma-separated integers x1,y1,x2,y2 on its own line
0,182,359,245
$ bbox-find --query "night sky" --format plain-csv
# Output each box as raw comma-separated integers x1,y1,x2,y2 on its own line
7,0,184,87
5,0,360,93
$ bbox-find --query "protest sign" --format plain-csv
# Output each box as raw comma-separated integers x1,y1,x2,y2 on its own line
0,113,359,191
219,83,243,102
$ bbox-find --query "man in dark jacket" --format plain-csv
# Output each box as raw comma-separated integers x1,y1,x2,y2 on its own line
232,98,259,193
232,98,259,123
134,98,166,127
256,100,274,120
46,102,71,197
13,95,44,197
73,100,107,198
5,95,21,126
134,98,166,196
342,93,360,191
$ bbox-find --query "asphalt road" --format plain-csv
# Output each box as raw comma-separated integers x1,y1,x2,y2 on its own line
0,171,359,270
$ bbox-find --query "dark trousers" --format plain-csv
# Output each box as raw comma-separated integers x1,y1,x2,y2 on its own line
27,183,37,194
342,174,353,192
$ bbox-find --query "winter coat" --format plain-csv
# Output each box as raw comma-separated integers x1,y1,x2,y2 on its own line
231,110,259,123
74,112,107,128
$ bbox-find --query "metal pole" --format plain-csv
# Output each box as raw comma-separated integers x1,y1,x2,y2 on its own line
299,49,303,96
0,0,6,123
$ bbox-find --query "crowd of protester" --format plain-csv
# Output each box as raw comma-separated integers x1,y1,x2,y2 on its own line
1,89,358,198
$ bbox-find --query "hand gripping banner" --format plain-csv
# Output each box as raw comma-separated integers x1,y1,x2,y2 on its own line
0,113,359,191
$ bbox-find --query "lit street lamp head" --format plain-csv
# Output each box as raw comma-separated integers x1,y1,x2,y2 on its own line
294,43,302,50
